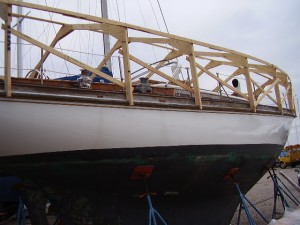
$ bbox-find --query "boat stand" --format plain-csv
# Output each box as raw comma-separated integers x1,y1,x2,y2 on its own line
235,183,269,225
138,192,168,225
225,168,268,225
52,213,63,225
268,168,300,219
131,166,168,225
16,195,27,225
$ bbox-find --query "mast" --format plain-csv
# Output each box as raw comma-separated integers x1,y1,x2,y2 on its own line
101,0,111,72
17,0,23,77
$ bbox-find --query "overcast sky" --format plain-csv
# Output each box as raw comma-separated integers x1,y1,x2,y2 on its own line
1,0,299,143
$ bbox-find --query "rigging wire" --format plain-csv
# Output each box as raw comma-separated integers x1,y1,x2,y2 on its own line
136,0,148,30
156,0,169,33
122,0,126,23
136,0,158,61
115,0,121,21
149,0,162,32
44,0,71,75
88,0,91,65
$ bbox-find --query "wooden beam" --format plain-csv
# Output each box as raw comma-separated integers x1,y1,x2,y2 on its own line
122,29,134,105
29,24,73,78
194,52,248,67
169,39,192,54
90,40,122,80
0,0,290,70
253,79,273,97
281,84,290,109
0,3,8,21
287,83,295,112
212,68,244,92
150,43,174,51
276,72,288,83
197,61,221,77
195,55,240,67
11,12,65,25
4,4,11,97
8,26,124,87
254,78,280,107
70,23,125,40
129,37,170,45
191,60,248,99
225,54,247,67
189,44,202,109
243,59,256,112
131,37,192,53
194,51,227,58
251,78,277,105
146,50,182,79
249,69,273,80
120,50,193,93
248,64,278,76
273,68,283,114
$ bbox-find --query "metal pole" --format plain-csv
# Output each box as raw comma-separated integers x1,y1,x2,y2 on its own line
295,95,299,144
4,5,12,97
101,0,112,72
279,171,300,193
118,56,123,82
17,0,23,78
40,48,43,84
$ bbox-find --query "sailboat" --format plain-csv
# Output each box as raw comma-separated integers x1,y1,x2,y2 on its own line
0,0,296,224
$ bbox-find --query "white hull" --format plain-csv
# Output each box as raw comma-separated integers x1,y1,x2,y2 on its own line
0,98,293,156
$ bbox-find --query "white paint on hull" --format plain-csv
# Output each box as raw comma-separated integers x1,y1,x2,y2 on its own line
0,99,294,156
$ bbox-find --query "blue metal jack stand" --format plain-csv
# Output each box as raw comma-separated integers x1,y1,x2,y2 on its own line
268,168,300,219
145,194,168,225
16,196,26,225
225,168,268,225
140,178,168,225
131,165,168,225
235,183,269,225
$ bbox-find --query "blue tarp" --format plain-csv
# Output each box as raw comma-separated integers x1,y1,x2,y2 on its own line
56,67,113,83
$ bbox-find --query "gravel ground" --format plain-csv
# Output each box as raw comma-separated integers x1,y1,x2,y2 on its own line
230,167,300,225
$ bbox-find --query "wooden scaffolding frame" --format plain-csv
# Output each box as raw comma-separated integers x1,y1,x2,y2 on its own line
0,0,296,114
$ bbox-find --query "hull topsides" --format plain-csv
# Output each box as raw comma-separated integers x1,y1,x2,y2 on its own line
0,99,292,156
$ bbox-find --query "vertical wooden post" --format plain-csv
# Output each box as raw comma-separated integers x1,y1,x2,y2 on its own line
122,29,133,105
272,68,283,114
244,58,255,112
189,44,202,109
287,84,295,113
4,4,12,97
